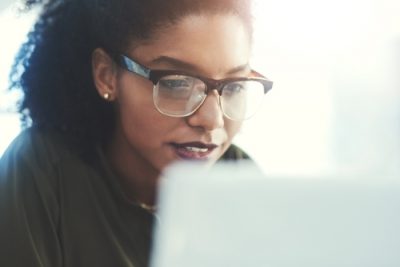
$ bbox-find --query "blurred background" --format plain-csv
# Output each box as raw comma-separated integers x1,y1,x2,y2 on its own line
0,0,399,177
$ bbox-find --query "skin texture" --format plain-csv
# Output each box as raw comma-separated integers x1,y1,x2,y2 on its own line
92,14,251,205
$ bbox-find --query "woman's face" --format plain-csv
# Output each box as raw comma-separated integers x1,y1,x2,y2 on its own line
110,14,251,178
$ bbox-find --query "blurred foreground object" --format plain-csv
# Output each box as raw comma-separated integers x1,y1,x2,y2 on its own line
152,162,400,267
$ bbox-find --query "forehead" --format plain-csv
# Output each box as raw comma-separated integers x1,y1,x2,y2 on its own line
129,14,251,78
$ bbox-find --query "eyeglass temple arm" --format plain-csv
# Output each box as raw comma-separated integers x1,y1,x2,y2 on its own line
118,54,151,79
262,79,273,94
249,70,273,93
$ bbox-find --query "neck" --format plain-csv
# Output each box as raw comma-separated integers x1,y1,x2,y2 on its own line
106,131,159,207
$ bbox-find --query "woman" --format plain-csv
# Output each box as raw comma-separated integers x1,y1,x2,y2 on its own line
0,0,272,266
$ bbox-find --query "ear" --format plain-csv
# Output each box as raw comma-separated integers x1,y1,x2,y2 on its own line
92,48,118,101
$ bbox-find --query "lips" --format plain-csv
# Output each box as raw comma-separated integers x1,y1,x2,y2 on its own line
170,142,218,160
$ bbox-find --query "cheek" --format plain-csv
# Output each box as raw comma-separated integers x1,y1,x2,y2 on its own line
225,119,242,140
116,78,169,147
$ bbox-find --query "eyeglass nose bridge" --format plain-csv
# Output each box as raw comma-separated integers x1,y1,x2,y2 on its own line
202,78,225,96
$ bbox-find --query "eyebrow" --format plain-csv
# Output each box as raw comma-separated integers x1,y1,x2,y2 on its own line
150,55,250,76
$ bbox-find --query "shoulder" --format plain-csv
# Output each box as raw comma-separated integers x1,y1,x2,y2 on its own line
0,126,79,194
1,126,72,168
0,126,87,225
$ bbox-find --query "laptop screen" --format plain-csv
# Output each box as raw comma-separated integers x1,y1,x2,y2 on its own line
151,162,400,267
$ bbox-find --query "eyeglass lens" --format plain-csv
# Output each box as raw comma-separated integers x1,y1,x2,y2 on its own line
153,75,265,120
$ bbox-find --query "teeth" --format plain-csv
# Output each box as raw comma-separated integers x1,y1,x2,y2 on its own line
184,146,209,153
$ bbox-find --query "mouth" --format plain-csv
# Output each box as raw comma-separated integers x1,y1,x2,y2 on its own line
170,142,218,160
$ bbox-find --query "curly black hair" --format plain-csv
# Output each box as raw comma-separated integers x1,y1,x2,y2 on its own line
10,0,253,154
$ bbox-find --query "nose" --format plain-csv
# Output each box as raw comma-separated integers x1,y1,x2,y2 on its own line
186,90,224,131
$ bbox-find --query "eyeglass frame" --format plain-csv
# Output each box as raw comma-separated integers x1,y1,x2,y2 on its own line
110,52,273,118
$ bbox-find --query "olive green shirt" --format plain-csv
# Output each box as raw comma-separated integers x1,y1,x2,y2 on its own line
0,127,248,267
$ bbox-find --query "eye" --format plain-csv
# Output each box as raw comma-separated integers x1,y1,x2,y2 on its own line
224,82,245,94
159,77,191,89
157,75,198,99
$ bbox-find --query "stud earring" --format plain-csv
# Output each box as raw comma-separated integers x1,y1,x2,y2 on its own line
103,92,110,100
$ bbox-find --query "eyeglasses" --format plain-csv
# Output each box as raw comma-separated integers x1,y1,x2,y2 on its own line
114,54,273,121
